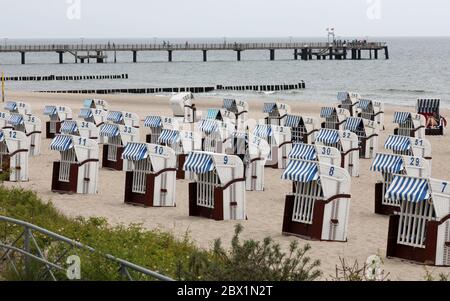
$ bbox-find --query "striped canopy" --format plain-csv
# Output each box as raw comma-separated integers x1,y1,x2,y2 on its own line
50,135,74,152
99,124,120,137
183,152,215,174
4,101,17,111
393,112,411,124
385,175,430,203
337,92,349,101
198,119,219,134
122,142,149,161
281,160,319,182
417,99,440,114
206,109,221,120
316,129,340,145
289,143,317,161
284,115,302,127
8,114,24,126
223,99,237,112
158,129,180,145
345,117,364,132
107,111,123,123
370,153,404,174
232,131,248,139
384,135,411,152
263,103,277,113
320,107,336,118
60,121,79,134
79,108,93,119
83,99,95,108
144,116,162,128
253,124,273,138
0,131,4,142
43,105,57,116
358,99,373,111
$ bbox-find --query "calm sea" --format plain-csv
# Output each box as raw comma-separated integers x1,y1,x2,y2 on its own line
0,37,449,107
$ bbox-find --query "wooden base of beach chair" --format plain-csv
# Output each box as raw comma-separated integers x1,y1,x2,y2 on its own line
188,182,225,221
0,154,11,178
374,183,399,215
386,214,440,265
145,134,152,143
101,144,124,171
124,171,157,207
176,154,187,180
45,121,61,139
51,162,78,194
425,126,444,136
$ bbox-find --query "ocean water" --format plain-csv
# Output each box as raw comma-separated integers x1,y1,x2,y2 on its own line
0,37,449,107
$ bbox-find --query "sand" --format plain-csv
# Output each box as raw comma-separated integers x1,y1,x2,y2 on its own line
3,90,450,280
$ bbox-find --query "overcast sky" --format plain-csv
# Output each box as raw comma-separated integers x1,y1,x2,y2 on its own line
0,0,449,39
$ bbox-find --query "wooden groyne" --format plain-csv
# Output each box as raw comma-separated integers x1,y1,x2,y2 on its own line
0,41,388,64
2,73,128,81
35,81,306,94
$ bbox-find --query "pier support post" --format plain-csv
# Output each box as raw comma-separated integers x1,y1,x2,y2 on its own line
269,49,275,61
294,49,298,60
329,47,333,60
358,49,362,60
96,51,104,63
133,51,137,63
374,49,378,59
168,50,173,62
301,48,307,60
75,52,78,63
202,50,207,62
351,49,356,60
236,50,241,61
384,46,389,59
343,47,347,60
20,52,26,64
308,48,313,60
58,51,64,64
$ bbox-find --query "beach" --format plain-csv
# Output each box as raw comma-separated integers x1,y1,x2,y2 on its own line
3,90,450,280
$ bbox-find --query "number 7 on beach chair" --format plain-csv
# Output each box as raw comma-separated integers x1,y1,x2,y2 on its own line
0,129,29,182
416,98,446,136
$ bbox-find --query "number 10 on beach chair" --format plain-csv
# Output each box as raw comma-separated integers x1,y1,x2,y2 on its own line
385,175,450,266
183,151,246,221
0,129,29,182
50,135,99,194
281,159,351,242
43,105,73,139
123,143,177,207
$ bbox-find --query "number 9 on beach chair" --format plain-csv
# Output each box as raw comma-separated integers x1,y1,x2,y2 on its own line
123,143,177,207
416,99,446,136
5,114,42,156
320,107,349,131
99,124,140,171
169,92,197,124
393,112,425,138
385,175,450,266
284,115,320,144
337,91,360,117
0,129,29,182
50,135,99,194
183,151,246,221
344,117,379,159
370,153,430,215
263,102,290,126
4,101,32,115
43,105,73,139
281,159,351,242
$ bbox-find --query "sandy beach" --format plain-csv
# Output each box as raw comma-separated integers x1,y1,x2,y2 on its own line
3,90,450,281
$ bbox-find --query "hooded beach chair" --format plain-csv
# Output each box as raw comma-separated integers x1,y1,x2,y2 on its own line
284,114,320,144
370,153,431,215
337,91,360,116
50,135,99,194
281,159,351,242
0,111,11,129
4,101,31,115
99,123,140,171
183,151,246,221
78,108,107,127
253,124,291,169
60,120,99,141
169,92,198,124
344,116,379,159
158,128,201,180
223,98,249,130
384,134,432,171
83,99,109,111
0,129,29,182
197,119,232,154
416,98,447,136
358,99,385,128
385,175,450,266
4,113,42,156
320,107,350,131
144,115,180,144
43,105,73,139
393,111,425,138
263,102,290,126
289,143,341,167
314,128,360,177
106,110,140,128
122,143,177,207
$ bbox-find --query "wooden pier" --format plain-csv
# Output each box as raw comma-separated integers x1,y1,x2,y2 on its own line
0,41,388,64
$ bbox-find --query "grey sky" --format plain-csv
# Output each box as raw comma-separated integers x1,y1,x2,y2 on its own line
0,0,449,38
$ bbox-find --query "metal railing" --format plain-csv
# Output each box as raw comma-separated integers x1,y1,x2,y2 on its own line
0,216,174,281
0,42,387,52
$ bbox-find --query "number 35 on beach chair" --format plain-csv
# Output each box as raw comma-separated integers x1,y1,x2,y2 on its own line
0,129,29,182
5,113,42,156
122,143,177,207
183,151,246,221
43,105,73,139
416,98,447,136
281,159,351,242
50,135,99,194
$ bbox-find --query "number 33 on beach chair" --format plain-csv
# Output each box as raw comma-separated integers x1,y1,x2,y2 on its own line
281,159,351,242
43,105,73,139
122,143,177,207
183,151,246,221
0,129,29,182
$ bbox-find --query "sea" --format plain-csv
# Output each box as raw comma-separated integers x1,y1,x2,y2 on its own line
0,37,449,107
